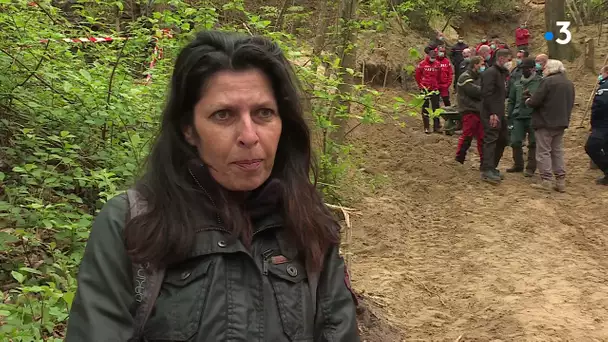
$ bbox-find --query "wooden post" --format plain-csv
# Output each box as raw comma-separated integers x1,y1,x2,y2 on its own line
584,38,595,71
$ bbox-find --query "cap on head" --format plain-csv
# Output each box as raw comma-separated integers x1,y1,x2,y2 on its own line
520,58,535,69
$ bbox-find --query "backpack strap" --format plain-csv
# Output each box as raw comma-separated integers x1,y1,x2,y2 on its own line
126,189,166,342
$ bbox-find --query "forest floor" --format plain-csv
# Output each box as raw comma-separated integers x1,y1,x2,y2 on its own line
346,9,608,342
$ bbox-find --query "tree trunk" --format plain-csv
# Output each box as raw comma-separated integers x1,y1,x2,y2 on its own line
311,0,331,71
275,0,291,31
584,38,595,71
545,0,576,61
329,0,358,147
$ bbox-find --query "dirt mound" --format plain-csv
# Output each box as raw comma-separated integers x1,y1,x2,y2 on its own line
356,293,403,341
341,80,608,339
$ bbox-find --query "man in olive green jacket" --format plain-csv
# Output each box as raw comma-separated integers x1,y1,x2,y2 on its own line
506,58,541,176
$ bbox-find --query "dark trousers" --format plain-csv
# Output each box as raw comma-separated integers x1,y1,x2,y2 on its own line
441,96,451,107
480,114,508,171
456,113,484,163
421,92,440,130
510,118,536,171
585,128,608,175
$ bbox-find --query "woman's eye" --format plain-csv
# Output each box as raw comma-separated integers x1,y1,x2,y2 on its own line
212,111,230,120
257,108,275,118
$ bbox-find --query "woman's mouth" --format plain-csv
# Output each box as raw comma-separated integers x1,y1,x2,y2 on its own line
233,159,262,171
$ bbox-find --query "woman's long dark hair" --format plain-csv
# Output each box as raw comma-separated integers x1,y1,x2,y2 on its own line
124,31,339,271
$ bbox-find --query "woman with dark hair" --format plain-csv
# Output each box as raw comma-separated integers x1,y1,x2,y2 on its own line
65,31,359,341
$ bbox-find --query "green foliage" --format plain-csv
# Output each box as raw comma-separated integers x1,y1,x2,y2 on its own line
0,0,420,339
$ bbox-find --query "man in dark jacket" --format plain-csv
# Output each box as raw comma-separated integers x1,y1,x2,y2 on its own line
526,59,575,192
424,31,446,54
478,45,492,67
480,49,511,183
457,48,473,87
508,50,529,94
506,58,542,176
506,50,530,140
451,37,468,91
489,35,510,66
585,65,608,185
456,56,485,165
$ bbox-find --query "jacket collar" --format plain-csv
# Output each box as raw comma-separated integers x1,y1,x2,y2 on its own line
186,159,284,232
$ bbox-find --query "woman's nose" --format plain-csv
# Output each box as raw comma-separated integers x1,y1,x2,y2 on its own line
237,114,259,148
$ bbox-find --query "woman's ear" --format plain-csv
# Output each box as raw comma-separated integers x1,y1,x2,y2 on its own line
183,126,197,146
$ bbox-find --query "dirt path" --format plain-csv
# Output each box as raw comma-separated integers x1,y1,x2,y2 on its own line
346,89,608,341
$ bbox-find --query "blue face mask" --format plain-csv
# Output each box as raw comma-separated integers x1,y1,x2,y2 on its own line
485,55,490,61
535,63,542,70
599,75,604,82
479,66,486,72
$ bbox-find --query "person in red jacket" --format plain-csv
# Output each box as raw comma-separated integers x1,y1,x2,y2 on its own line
437,46,454,106
475,38,488,54
415,50,442,133
515,22,531,51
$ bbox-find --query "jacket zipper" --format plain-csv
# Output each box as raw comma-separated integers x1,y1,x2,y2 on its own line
188,166,222,225
262,249,273,275
188,166,281,238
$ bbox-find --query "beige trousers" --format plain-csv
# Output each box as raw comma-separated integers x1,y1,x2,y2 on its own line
534,128,566,180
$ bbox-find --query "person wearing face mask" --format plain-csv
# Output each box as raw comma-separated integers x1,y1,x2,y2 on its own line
456,56,485,165
425,31,447,54
515,22,531,51
585,65,608,185
437,46,454,106
508,50,529,94
415,50,442,133
475,38,489,54
457,48,473,92
534,54,548,76
478,45,492,67
506,50,530,136
488,35,509,67
479,49,512,184
506,58,541,176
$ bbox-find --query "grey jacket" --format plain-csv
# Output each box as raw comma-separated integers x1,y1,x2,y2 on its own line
527,72,575,130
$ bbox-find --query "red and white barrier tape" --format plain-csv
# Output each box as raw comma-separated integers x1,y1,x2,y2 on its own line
37,29,173,84
39,36,127,44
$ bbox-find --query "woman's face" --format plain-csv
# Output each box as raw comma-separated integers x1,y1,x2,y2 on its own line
184,69,282,191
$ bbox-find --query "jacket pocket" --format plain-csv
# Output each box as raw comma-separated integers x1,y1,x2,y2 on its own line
266,260,313,341
144,258,214,341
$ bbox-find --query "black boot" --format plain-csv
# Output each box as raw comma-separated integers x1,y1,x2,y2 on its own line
525,146,536,177
456,137,471,164
423,116,431,134
507,146,524,173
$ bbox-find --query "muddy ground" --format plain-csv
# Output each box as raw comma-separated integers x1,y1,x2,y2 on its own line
346,83,608,341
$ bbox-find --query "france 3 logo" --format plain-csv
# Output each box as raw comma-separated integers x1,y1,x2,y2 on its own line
543,21,572,45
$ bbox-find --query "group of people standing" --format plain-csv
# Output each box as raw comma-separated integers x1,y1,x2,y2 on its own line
414,27,608,191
